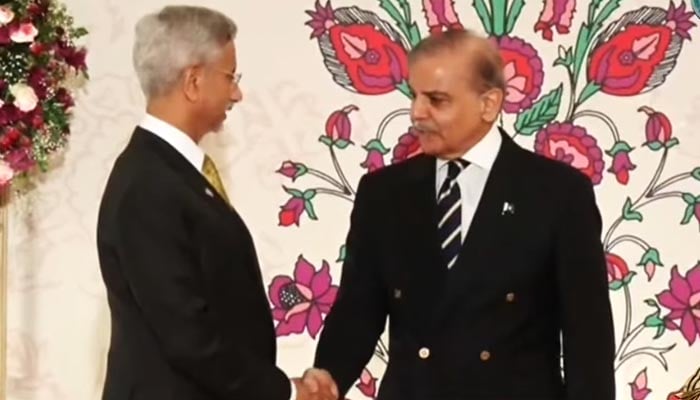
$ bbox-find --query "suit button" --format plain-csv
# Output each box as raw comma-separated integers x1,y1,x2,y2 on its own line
480,350,491,361
418,347,430,359
506,292,515,302
394,289,402,299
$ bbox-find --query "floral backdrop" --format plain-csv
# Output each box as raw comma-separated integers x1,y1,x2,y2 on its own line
4,0,700,399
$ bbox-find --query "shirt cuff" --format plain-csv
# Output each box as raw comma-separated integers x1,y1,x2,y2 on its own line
289,379,297,400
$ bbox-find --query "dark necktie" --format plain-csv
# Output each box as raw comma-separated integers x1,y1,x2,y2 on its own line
437,159,469,269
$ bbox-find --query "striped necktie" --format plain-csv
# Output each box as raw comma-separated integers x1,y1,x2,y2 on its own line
437,159,469,269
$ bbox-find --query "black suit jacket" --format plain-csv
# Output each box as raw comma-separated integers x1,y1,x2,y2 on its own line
96,127,290,400
314,129,616,400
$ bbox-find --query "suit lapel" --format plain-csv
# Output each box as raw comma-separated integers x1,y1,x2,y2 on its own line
432,128,522,325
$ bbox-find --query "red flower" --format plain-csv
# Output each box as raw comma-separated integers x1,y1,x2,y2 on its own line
656,264,700,345
361,139,388,172
355,368,378,398
588,1,696,96
534,0,577,40
323,105,357,147
606,141,636,185
392,127,422,164
278,197,305,226
4,147,35,173
0,104,22,127
0,26,9,45
305,0,409,95
28,67,49,100
606,253,635,290
534,122,605,185
56,42,87,71
276,161,308,181
421,0,463,34
490,36,544,114
630,369,652,400
268,256,338,338
638,106,678,150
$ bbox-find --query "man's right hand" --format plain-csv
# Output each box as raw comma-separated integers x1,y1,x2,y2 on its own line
292,368,339,400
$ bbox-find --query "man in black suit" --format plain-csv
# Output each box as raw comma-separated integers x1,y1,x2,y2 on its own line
307,29,616,399
96,6,336,400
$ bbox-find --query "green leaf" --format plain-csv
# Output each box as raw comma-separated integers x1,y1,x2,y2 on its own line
379,0,411,44
609,280,624,291
588,0,604,22
395,80,413,99
577,81,601,106
334,139,352,149
302,189,317,200
646,141,664,151
644,313,664,328
622,197,643,222
572,24,592,84
296,164,309,178
665,138,680,149
283,187,304,198
593,0,622,28
654,324,666,339
492,0,507,36
407,23,422,48
692,167,700,182
553,46,574,68
319,136,334,147
364,139,390,154
514,84,563,136
505,0,525,34
644,298,659,309
681,204,695,225
304,200,318,220
605,140,633,157
336,245,347,263
622,271,636,285
637,248,663,267
682,193,696,205
473,0,494,34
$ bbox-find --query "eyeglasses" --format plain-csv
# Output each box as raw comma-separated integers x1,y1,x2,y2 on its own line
211,68,242,85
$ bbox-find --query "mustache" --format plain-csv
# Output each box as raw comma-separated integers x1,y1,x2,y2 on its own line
412,123,438,133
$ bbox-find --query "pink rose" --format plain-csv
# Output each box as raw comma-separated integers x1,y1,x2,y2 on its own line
0,5,15,25
0,160,14,188
10,22,38,43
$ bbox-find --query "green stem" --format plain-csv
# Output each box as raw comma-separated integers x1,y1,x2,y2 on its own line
330,147,355,196
565,68,577,122
606,235,650,252
314,187,354,202
307,168,346,192
614,322,644,361
651,172,693,195
376,108,411,141
572,109,620,142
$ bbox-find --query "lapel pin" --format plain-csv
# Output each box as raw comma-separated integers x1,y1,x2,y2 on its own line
502,201,515,215
205,188,214,197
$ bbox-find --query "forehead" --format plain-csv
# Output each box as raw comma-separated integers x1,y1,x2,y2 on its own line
214,40,237,68
408,51,471,93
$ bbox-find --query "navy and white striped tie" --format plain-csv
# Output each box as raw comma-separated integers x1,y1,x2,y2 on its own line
437,159,469,269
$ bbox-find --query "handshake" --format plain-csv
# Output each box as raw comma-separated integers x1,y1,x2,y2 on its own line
291,368,340,400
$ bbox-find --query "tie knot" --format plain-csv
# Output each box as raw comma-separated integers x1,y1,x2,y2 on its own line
447,159,468,181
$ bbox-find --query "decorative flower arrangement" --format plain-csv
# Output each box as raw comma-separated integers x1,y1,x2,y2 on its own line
0,0,88,191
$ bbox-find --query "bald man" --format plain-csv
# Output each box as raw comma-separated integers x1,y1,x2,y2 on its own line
308,29,616,400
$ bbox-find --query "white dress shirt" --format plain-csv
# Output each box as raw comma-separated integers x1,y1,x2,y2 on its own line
435,125,502,243
139,114,297,400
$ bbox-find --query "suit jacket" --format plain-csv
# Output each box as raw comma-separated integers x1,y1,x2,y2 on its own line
314,129,616,400
96,127,290,400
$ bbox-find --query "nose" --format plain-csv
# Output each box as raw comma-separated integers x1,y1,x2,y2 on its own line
230,83,243,103
410,97,428,121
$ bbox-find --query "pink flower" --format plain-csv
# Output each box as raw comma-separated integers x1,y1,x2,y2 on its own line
391,127,422,164
355,368,378,398
534,122,605,185
361,139,388,172
490,36,544,114
630,368,652,400
0,160,14,188
10,22,38,43
608,148,636,185
607,253,636,290
276,161,308,181
268,256,339,338
534,0,576,40
278,197,305,227
0,5,15,25
421,0,463,34
4,147,35,173
639,106,678,150
322,105,358,148
656,264,700,345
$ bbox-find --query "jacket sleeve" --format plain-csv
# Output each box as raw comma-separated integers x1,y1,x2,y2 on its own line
314,174,389,396
554,171,616,400
115,179,291,400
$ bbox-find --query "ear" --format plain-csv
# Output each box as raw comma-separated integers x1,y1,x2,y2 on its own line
480,88,504,123
182,65,204,102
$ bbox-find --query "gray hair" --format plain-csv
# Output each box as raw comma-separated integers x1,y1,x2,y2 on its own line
409,29,505,93
132,5,237,99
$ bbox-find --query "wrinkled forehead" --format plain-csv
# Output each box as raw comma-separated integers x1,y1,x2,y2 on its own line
408,51,474,95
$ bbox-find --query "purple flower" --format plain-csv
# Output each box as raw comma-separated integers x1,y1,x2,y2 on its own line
656,264,700,345
534,122,605,185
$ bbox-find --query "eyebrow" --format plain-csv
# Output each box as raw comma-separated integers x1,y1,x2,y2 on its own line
407,85,449,98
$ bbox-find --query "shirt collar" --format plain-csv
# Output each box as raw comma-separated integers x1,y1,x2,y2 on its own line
436,123,502,172
139,113,205,171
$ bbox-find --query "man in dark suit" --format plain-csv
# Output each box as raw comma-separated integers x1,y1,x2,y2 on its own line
307,29,616,400
96,6,336,400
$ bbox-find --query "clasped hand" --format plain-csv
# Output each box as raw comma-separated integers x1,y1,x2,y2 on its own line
292,368,340,400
